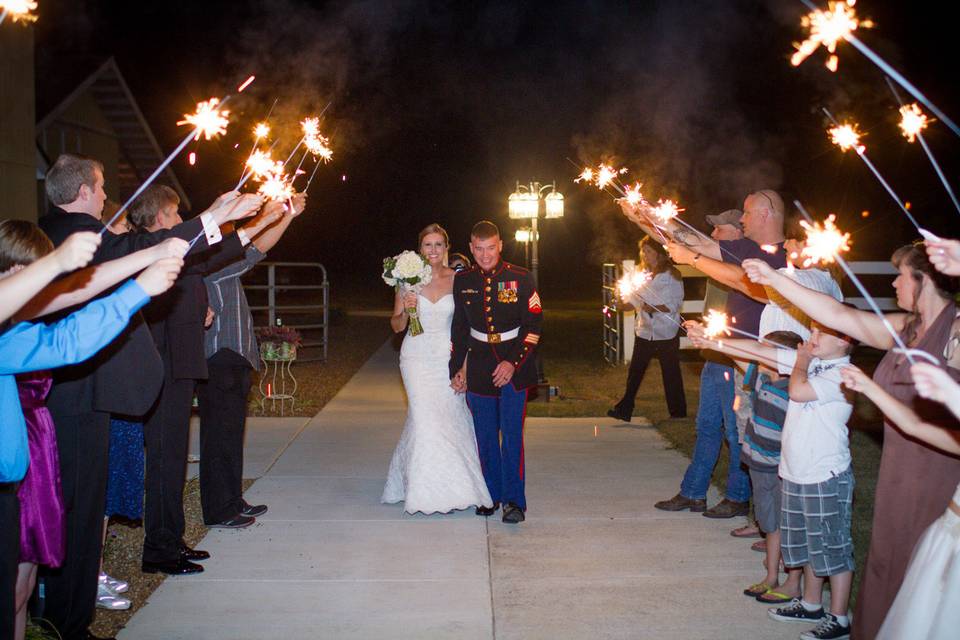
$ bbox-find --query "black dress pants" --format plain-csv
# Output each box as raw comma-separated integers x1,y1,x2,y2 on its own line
41,410,111,640
196,349,253,524
142,374,195,564
1,487,20,640
614,335,687,418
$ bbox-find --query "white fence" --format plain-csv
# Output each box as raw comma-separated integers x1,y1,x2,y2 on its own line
608,260,899,363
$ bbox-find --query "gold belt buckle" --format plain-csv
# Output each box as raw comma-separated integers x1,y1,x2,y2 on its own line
489,333,501,344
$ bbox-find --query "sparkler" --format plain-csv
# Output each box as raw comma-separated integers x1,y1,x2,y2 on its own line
795,0,960,138
257,167,297,202
0,1,38,25
794,200,916,364
102,96,232,234
886,78,960,217
237,75,256,93
823,108,921,231
798,214,851,267
617,269,686,331
701,309,764,342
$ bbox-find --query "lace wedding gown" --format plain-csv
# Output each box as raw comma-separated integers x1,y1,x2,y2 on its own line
381,293,493,514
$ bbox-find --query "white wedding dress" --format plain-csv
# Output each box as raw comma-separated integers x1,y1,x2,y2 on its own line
381,293,493,514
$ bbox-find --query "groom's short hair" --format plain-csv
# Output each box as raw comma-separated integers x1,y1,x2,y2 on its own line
471,220,500,240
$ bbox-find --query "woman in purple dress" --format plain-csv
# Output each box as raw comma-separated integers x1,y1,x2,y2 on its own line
0,220,187,640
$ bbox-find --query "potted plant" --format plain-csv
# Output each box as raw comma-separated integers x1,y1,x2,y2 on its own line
255,325,303,361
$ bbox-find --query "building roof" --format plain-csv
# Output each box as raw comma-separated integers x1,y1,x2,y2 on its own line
36,57,190,209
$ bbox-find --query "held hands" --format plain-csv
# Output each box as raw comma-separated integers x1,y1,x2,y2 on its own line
839,364,873,393
150,237,190,261
135,257,184,296
492,361,515,387
287,193,307,217
450,367,467,394
911,362,960,404
665,241,696,266
683,320,709,348
54,232,101,272
925,238,960,276
742,258,776,285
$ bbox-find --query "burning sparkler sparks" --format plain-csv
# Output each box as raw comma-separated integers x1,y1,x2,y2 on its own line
574,163,627,190
177,98,230,141
0,1,38,25
702,310,731,340
650,199,684,224
898,103,930,143
791,0,871,72
616,269,653,302
254,122,271,139
799,214,851,267
245,150,280,181
304,132,334,163
624,183,645,207
258,168,297,202
828,123,864,152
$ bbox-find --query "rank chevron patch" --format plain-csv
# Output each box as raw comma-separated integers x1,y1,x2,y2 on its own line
528,291,542,313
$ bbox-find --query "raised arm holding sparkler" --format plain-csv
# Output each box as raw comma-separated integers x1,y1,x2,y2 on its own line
925,237,960,276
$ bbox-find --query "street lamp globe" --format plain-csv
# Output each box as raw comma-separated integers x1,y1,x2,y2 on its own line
544,190,564,218
508,189,539,219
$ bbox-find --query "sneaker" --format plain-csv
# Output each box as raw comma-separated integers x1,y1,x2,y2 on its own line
99,572,128,594
96,582,131,610
240,500,268,518
800,614,851,639
768,599,825,624
207,514,255,528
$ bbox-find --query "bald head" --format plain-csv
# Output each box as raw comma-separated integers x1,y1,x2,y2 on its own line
741,189,785,243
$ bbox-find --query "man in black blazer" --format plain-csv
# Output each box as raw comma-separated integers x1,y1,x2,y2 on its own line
127,185,283,575
38,154,262,640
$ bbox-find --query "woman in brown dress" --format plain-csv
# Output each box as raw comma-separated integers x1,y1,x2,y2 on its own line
742,243,960,638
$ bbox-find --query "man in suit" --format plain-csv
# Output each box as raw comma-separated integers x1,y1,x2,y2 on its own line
38,154,261,640
450,220,542,524
197,193,306,531
127,185,286,574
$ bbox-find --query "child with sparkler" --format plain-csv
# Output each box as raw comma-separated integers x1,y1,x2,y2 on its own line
690,318,857,639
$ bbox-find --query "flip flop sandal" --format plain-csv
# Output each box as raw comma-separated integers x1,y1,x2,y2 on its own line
731,525,762,538
750,539,767,552
756,589,796,604
743,582,771,598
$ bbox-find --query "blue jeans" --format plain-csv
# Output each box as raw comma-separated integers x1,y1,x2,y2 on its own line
679,361,751,502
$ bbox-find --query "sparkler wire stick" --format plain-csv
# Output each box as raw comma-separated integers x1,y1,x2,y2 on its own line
885,77,960,217
101,96,233,234
794,199,915,364
798,0,960,138
0,9,7,24
822,108,921,231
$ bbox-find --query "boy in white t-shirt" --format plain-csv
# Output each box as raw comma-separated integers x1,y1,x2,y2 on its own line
767,323,856,640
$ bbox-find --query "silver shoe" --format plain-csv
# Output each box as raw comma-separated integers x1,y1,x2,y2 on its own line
99,572,129,594
96,582,131,610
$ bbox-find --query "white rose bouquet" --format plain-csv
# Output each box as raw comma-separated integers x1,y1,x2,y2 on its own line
382,250,433,336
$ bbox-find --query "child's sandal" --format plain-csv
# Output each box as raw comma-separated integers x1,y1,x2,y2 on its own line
743,582,771,597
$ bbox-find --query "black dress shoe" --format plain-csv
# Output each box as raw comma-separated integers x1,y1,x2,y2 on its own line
141,557,204,575
180,542,210,561
606,408,632,423
475,502,500,516
240,500,268,518
208,513,255,529
502,503,525,524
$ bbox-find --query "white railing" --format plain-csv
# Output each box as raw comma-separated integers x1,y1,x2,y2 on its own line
610,261,899,362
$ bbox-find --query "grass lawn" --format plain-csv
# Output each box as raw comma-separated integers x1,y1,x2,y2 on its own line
529,303,884,603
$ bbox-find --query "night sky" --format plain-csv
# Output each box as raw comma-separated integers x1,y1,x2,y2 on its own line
33,0,960,300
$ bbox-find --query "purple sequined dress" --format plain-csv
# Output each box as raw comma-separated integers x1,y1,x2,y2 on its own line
16,371,65,567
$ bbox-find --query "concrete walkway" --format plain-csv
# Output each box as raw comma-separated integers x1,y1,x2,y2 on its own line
120,342,800,639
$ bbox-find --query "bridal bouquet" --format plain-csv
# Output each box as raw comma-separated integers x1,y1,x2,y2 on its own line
382,250,432,336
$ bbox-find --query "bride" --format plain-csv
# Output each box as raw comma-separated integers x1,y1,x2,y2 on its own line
381,223,493,514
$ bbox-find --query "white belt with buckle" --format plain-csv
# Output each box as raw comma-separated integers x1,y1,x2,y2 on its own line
470,327,520,343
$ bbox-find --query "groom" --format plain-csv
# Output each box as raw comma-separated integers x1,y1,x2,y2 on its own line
450,220,542,524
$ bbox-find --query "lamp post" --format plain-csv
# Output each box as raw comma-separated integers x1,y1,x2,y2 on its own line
507,181,564,289
508,181,562,386
513,227,539,269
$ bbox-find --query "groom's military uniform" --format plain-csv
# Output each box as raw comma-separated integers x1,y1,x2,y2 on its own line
450,261,542,511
